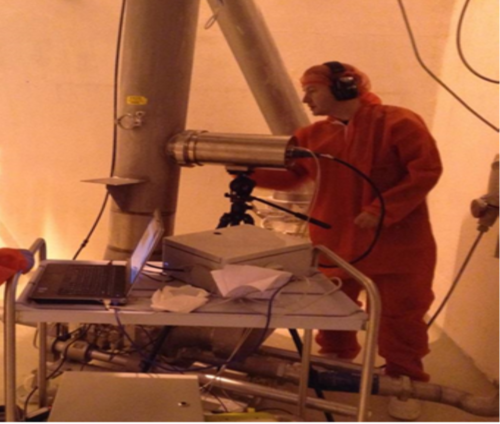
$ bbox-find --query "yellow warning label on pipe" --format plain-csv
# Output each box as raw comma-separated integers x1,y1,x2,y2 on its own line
126,95,148,105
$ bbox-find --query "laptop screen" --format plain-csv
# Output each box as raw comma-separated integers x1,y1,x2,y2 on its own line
128,210,164,285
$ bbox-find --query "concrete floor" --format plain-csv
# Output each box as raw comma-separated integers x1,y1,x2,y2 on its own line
0,280,498,422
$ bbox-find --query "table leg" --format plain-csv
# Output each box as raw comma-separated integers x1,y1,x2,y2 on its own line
298,329,312,418
37,323,48,407
5,277,19,421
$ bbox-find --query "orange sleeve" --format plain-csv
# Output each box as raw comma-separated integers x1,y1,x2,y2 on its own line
364,110,443,226
0,248,30,284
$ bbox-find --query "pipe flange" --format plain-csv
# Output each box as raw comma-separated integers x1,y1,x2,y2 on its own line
397,375,414,401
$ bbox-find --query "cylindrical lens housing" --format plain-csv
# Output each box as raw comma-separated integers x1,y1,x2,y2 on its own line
168,130,295,168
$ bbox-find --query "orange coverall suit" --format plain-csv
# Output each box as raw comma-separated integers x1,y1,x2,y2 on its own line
251,103,442,381
0,248,31,283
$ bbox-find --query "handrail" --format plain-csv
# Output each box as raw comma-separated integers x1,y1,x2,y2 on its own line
4,239,47,422
312,245,381,422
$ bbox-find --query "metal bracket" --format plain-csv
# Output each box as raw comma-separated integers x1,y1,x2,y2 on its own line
115,111,146,130
82,177,148,209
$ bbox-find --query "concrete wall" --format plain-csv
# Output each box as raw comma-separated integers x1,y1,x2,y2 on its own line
0,0,497,380
429,0,499,379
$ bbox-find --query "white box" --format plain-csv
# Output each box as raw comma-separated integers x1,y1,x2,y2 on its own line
49,372,203,422
162,225,313,294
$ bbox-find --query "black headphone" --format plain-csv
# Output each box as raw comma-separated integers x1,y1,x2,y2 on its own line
323,61,359,101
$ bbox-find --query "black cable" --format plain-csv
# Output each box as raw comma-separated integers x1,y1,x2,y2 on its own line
250,195,331,229
140,272,174,283
108,0,127,178
72,193,110,260
456,0,499,84
72,0,127,259
145,262,186,272
112,308,218,373
397,0,499,133
247,280,295,356
141,326,173,372
427,229,485,327
298,152,385,268
112,308,186,373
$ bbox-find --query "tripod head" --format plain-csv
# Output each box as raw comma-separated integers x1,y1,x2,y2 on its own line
228,172,256,199
216,170,257,228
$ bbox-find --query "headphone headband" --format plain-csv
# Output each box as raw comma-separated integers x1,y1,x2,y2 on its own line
323,61,346,75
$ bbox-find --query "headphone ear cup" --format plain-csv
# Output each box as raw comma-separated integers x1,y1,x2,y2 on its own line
331,76,359,101
323,61,359,101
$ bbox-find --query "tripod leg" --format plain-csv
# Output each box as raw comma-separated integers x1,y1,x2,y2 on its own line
242,214,255,225
217,214,232,229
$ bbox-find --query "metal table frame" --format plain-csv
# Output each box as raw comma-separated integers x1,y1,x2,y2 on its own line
3,241,381,421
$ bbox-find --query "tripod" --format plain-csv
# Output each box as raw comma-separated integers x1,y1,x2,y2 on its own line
217,171,331,230
217,172,256,228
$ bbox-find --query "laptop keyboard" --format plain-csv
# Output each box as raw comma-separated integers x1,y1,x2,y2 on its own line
58,265,122,297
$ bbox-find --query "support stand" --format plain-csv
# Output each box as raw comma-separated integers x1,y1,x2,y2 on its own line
217,172,256,228
216,171,335,420
217,170,331,230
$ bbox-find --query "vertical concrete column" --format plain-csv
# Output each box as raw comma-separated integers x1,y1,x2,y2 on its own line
105,0,200,259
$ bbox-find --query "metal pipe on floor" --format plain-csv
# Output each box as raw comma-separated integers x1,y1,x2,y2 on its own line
52,340,133,370
198,373,358,417
49,334,500,417
258,345,376,374
315,370,499,417
378,377,499,417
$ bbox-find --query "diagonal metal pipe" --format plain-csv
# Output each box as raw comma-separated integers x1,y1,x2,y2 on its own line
206,0,309,135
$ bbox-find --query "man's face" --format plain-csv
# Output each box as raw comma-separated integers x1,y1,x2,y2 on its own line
302,84,337,116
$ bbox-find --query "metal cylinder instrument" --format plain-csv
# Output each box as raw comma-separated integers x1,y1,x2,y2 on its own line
168,130,296,169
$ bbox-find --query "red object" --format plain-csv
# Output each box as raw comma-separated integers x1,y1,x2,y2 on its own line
315,273,434,382
0,248,30,284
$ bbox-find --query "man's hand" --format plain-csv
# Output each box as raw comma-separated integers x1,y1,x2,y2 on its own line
354,211,380,229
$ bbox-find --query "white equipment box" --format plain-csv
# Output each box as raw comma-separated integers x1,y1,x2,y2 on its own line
49,372,204,422
162,225,313,294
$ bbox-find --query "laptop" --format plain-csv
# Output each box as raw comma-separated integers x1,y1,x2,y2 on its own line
28,209,164,305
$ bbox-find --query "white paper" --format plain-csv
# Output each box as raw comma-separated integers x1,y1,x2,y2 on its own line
211,265,293,299
151,285,210,313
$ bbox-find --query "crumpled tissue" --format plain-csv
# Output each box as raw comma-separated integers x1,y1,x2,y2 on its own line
151,285,210,313
211,265,293,299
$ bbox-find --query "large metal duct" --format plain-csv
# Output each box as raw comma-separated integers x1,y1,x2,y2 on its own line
104,0,200,259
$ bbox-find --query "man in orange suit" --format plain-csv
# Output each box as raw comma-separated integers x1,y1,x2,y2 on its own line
251,61,442,397
0,248,34,283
